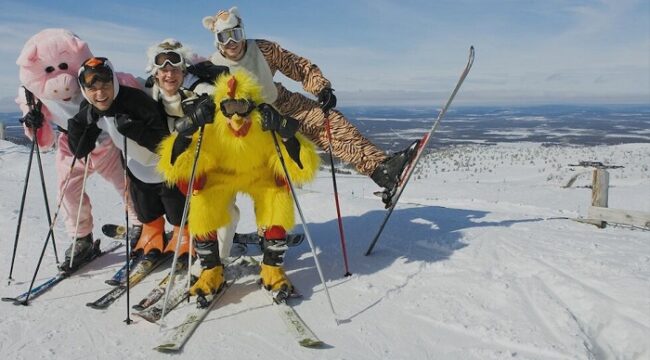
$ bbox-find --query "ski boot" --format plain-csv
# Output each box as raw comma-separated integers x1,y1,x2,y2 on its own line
370,139,420,208
59,233,98,273
260,226,293,303
189,238,225,307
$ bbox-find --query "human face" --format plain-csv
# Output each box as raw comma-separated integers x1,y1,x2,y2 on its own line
219,39,245,61
83,81,114,111
155,64,184,96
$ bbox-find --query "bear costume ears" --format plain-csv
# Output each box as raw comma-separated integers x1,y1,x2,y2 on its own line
202,6,242,33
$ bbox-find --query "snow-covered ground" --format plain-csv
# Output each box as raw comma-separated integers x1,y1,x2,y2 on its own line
0,140,648,359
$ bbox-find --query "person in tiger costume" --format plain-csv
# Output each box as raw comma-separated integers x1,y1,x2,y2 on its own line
202,7,419,206
157,69,320,296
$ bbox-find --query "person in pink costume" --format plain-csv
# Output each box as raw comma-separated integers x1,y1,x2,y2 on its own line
15,28,140,267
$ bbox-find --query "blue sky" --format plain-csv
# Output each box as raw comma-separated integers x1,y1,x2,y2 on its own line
0,0,648,109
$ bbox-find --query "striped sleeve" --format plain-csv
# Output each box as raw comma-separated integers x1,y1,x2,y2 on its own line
256,39,331,96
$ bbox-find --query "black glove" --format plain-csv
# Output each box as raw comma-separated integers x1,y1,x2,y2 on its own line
174,116,198,137
182,94,216,127
258,103,299,139
317,87,336,113
20,109,44,129
114,113,133,134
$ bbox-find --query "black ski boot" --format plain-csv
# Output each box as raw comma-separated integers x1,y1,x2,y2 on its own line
371,140,420,205
59,234,98,272
259,227,293,302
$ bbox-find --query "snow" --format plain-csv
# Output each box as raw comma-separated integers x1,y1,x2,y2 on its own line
0,140,648,359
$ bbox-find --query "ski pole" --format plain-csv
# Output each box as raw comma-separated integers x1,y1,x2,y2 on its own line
19,127,89,305
33,127,59,264
26,90,59,264
68,156,91,269
8,92,59,284
8,131,38,285
322,110,351,277
122,135,133,325
160,127,205,327
270,130,340,324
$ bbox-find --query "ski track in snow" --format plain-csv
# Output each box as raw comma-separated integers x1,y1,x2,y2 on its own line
1,140,649,359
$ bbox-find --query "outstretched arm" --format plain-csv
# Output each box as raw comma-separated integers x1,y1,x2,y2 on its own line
256,39,331,96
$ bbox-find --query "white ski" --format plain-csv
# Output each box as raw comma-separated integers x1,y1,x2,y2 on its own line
365,45,475,255
155,279,233,352
267,291,323,348
154,257,257,352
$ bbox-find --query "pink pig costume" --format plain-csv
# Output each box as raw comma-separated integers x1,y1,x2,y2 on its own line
15,28,140,240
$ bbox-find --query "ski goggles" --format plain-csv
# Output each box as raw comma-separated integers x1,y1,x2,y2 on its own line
78,57,113,88
216,27,245,45
220,98,255,118
153,50,185,70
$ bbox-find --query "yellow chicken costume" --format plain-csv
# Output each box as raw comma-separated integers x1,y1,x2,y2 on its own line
157,70,320,296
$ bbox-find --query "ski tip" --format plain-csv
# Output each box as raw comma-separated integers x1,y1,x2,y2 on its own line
155,344,181,352
1,296,20,303
299,339,324,348
86,302,108,310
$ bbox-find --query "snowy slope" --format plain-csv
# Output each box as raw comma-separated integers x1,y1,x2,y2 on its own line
0,140,648,360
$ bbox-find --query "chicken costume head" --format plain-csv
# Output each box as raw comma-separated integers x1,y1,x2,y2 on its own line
157,70,320,238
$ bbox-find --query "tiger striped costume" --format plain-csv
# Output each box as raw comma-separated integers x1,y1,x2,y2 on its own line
210,39,387,176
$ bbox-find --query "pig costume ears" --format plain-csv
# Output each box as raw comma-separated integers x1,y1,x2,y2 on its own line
16,28,89,67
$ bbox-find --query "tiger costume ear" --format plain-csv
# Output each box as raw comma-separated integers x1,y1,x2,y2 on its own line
202,16,218,32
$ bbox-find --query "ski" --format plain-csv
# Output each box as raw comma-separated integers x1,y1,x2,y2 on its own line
103,223,305,247
250,254,323,348
101,223,172,241
105,257,140,286
234,232,305,247
133,272,190,322
365,46,475,256
263,286,323,348
86,254,171,309
154,257,259,352
132,242,248,313
2,240,123,305
101,223,128,239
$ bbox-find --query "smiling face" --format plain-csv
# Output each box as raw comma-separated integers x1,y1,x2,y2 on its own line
155,64,184,96
82,80,115,111
219,39,246,61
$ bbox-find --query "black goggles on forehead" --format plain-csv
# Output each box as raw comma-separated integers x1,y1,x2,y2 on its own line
154,50,184,69
220,98,255,118
79,57,113,88
216,27,245,45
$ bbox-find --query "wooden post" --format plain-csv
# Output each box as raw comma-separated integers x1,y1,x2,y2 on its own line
0,121,5,141
591,169,609,228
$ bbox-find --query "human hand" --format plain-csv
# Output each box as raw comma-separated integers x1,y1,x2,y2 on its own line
317,87,336,113
183,94,215,127
259,103,299,138
115,113,133,133
20,109,44,129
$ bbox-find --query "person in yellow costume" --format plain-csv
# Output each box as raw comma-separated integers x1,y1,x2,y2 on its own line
157,69,320,296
